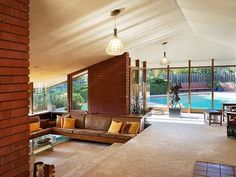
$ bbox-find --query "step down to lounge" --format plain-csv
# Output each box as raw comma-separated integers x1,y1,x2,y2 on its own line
63,143,123,177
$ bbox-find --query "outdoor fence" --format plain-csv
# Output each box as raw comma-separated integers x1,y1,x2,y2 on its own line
158,72,236,84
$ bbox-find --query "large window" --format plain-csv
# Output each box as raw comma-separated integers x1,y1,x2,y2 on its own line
214,66,236,109
147,59,236,112
147,69,168,108
48,81,67,112
33,83,48,113
190,66,212,109
72,72,88,111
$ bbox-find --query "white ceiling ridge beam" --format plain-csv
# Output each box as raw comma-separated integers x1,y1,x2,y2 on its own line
175,0,194,35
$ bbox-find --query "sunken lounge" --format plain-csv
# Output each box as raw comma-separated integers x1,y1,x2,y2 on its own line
1,0,236,177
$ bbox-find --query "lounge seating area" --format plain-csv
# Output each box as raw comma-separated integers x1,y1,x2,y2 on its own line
30,112,144,144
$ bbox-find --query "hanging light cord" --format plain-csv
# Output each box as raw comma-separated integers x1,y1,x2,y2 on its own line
114,15,117,29
113,14,117,36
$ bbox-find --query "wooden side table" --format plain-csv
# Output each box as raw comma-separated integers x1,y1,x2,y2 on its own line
204,110,222,126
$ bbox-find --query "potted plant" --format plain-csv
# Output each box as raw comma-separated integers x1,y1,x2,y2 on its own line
169,83,182,117
130,85,145,115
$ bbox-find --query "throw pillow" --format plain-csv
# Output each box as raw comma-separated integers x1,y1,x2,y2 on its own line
127,122,140,134
120,123,131,134
30,122,42,132
63,118,76,129
108,121,123,134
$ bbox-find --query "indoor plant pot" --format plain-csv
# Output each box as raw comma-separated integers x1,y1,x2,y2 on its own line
169,107,181,118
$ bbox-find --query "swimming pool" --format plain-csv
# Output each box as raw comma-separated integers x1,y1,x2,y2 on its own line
147,92,236,109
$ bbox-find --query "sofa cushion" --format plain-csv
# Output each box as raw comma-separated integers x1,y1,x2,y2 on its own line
73,129,105,136
63,118,76,129
30,122,42,133
52,127,73,134
30,128,52,139
29,116,40,123
40,119,50,129
127,122,140,134
100,133,135,140
120,123,131,134
70,113,85,129
108,121,123,134
85,115,112,131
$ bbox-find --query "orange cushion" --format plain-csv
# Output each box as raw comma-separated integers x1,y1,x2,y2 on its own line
63,118,76,129
30,122,42,133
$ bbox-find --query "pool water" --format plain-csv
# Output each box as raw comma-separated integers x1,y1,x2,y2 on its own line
147,92,236,109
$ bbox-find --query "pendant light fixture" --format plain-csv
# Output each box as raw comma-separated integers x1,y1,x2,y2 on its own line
105,9,125,56
160,42,170,66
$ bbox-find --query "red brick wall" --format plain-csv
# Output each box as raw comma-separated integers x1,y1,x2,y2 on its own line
88,53,130,115
0,0,30,176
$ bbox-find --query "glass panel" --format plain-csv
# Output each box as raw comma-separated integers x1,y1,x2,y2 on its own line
72,72,88,111
169,68,189,109
48,81,67,112
147,69,167,108
33,83,48,113
190,66,212,109
214,66,236,109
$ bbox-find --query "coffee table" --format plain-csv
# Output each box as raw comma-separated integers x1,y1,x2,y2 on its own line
29,134,69,177
30,134,69,155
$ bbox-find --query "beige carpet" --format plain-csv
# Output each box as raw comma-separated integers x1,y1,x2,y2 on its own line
36,114,236,177
35,140,109,177
74,115,236,177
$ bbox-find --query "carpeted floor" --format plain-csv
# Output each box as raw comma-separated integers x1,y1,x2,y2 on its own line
76,114,236,177
35,114,236,177
35,140,109,177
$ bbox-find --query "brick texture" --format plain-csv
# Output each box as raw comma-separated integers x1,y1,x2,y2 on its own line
88,53,130,115
0,0,30,176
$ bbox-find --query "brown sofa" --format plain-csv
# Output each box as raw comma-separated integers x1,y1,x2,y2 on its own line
52,111,144,143
30,112,144,144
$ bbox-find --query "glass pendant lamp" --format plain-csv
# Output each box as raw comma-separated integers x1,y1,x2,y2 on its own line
106,9,125,56
160,42,170,66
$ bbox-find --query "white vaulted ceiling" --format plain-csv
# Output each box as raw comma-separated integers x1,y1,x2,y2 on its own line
30,0,236,84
